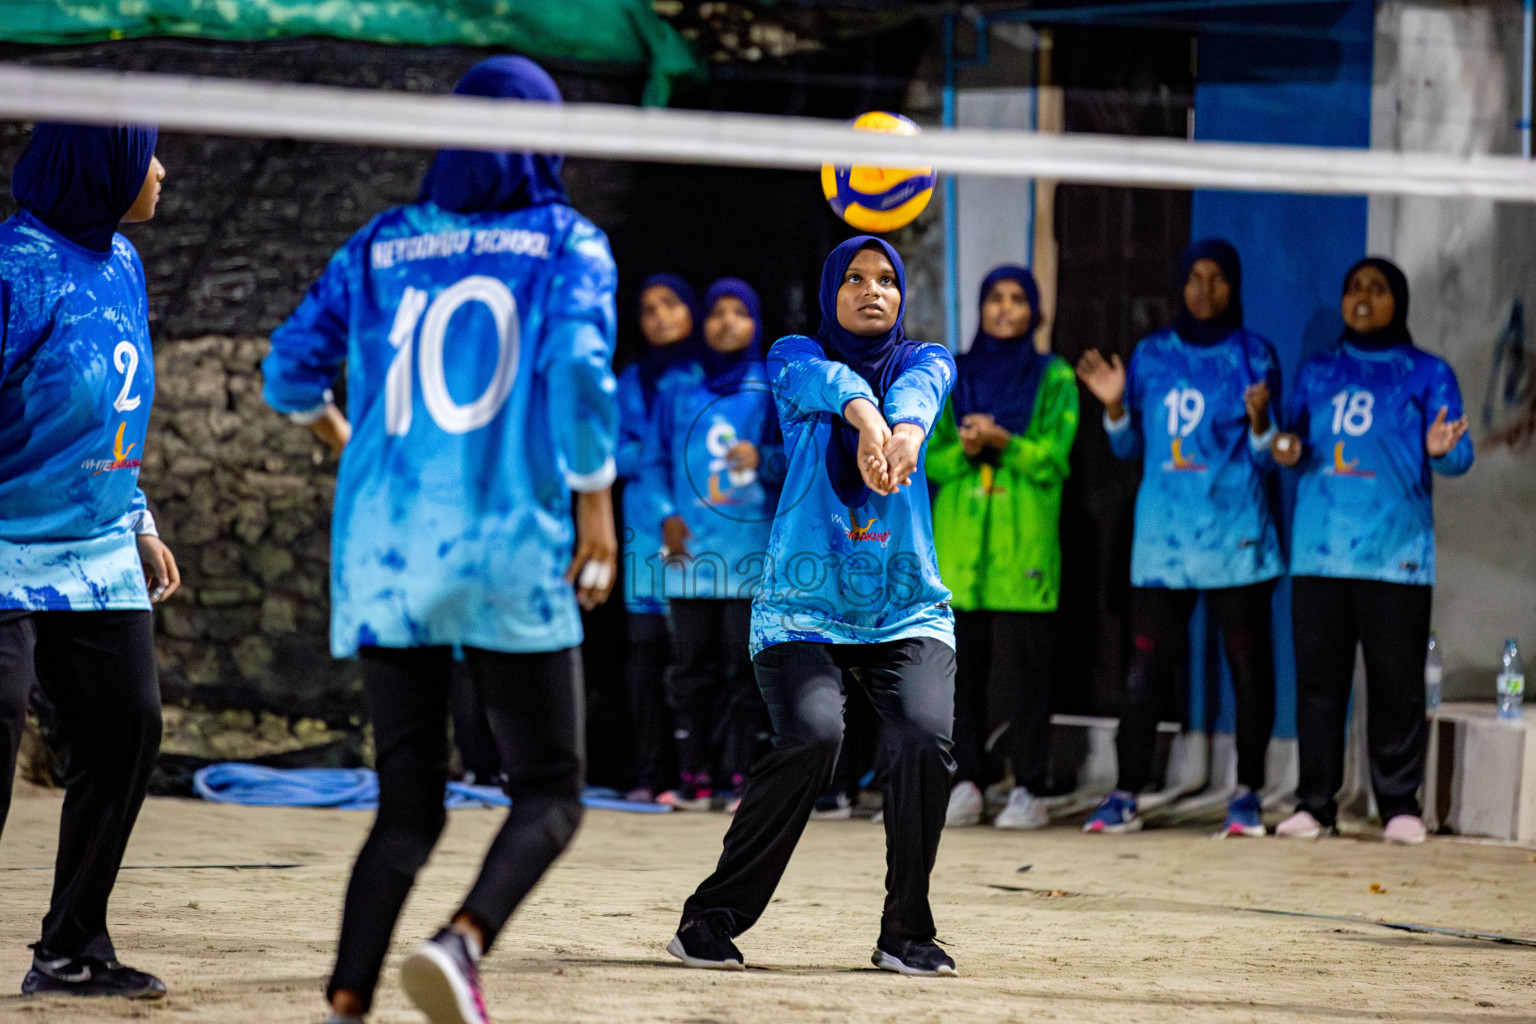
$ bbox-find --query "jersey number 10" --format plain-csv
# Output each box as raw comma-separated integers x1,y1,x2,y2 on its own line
384,276,522,436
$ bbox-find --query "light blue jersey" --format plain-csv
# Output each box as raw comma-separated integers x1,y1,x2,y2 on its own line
0,213,156,611
1106,327,1284,590
639,361,781,601
1288,342,1472,584
615,363,669,614
750,335,956,655
263,201,619,657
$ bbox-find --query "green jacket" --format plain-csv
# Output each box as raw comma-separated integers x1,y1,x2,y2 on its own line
926,355,1079,613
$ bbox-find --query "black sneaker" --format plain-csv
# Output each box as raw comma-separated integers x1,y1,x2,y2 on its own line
872,938,957,977
666,914,744,970
20,949,167,999
399,928,488,1024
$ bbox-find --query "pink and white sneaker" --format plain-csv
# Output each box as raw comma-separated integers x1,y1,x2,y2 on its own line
1383,814,1427,846
400,928,489,1024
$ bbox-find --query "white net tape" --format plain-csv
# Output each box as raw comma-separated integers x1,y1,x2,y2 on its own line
1,63,1534,201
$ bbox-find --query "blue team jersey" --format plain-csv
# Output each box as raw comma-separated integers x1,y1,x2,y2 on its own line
1288,342,1472,584
639,361,781,602
263,201,619,657
1107,327,1284,590
0,213,155,612
615,363,669,614
750,335,956,656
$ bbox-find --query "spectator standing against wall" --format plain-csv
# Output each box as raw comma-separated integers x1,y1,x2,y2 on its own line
928,265,1079,830
1271,257,1472,846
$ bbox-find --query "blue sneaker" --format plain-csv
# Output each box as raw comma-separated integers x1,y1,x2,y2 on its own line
1218,790,1266,838
1082,792,1141,833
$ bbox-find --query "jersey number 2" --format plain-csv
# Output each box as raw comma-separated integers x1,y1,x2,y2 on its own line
384,276,521,436
112,341,142,413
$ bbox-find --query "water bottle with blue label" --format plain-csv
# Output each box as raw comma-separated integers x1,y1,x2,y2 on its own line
1496,638,1524,720
1424,632,1442,712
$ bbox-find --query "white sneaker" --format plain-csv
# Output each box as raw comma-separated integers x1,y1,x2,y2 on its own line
993,787,1050,830
944,781,983,828
1274,809,1332,839
1383,814,1427,845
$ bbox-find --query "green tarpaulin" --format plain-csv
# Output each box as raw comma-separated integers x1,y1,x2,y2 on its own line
0,0,705,105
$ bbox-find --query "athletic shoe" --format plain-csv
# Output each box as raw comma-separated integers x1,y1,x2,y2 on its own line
872,939,957,977
1274,809,1334,839
1383,814,1428,845
1082,791,1141,833
667,915,744,970
993,787,1050,830
811,792,853,820
400,928,488,1024
20,949,167,999
944,781,983,828
1216,790,1266,838
657,787,713,812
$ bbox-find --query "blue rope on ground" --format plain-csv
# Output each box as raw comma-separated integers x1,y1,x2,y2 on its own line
191,763,672,813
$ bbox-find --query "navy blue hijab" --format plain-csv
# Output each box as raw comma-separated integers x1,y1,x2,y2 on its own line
953,264,1049,434
816,236,923,507
418,56,569,214
1171,238,1244,346
636,273,704,403
701,277,763,395
1341,256,1413,351
11,122,158,254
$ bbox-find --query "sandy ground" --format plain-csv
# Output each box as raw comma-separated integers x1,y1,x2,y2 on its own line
2,781,1535,1024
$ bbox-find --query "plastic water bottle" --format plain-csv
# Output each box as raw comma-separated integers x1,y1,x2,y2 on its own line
1424,632,1443,712
1496,639,1525,720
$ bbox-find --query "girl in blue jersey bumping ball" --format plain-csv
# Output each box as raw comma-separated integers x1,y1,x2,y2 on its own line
643,277,780,811
1075,239,1283,838
614,274,702,802
262,57,620,1024
667,237,961,977
1271,258,1471,846
0,123,175,1001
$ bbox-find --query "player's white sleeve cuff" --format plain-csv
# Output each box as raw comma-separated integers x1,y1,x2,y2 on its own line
286,390,335,426
129,508,159,537
566,457,617,494
1249,423,1278,451
1103,409,1131,433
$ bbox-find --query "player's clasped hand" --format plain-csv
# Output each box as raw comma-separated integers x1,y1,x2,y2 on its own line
882,423,925,489
726,440,760,472
568,488,617,611
137,535,180,603
1272,431,1303,467
1425,405,1469,458
1243,381,1272,434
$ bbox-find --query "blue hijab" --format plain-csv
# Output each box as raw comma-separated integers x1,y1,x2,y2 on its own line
11,122,158,254
815,236,923,507
701,277,763,395
953,264,1049,435
636,273,704,403
1171,238,1244,346
418,56,569,214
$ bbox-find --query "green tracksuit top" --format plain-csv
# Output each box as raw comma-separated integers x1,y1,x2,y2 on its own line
926,355,1079,613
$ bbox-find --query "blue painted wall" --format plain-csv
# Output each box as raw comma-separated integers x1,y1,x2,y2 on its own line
1186,0,1374,742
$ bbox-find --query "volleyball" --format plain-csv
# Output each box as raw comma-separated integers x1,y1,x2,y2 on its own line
820,111,935,233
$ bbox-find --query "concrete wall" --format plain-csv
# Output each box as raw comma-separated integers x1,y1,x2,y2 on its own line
1369,0,1536,699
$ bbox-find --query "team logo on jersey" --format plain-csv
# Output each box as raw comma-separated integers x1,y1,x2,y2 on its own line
702,418,755,506
1325,440,1375,478
837,515,890,544
1162,438,1207,473
81,422,143,476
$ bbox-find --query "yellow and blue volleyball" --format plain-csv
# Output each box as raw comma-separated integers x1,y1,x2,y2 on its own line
821,112,935,234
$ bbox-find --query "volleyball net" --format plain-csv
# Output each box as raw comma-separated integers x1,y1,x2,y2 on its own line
1,63,1534,202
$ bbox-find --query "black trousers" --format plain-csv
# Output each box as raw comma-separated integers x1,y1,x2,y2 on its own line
625,611,675,793
683,637,955,947
952,610,1055,795
0,610,161,963
1292,576,1431,826
1117,584,1275,794
665,598,765,786
330,646,585,1011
